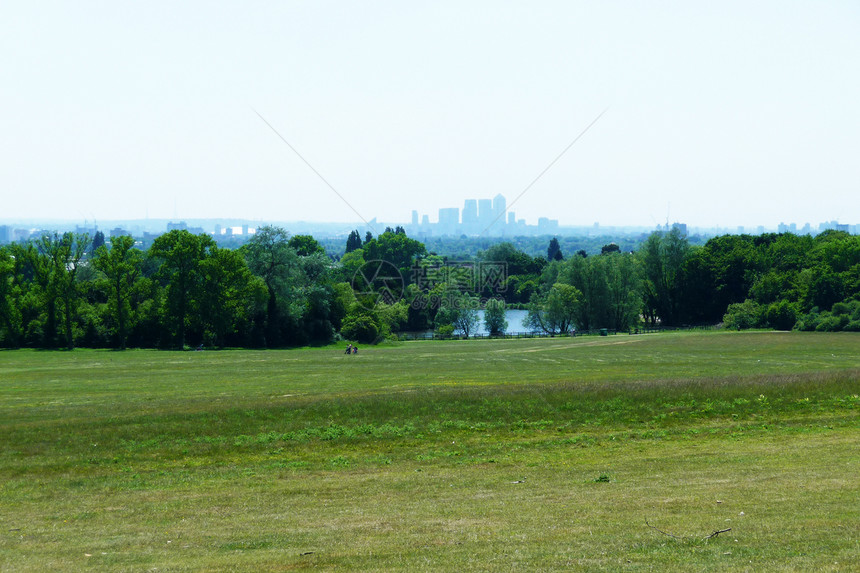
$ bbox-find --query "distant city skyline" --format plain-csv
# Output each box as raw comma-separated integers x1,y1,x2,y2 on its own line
2,2,858,229
2,205,857,246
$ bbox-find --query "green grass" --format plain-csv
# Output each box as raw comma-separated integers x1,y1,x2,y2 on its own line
1,331,858,571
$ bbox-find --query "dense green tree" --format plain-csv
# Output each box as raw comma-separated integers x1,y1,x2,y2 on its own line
345,230,363,253
435,291,480,338
91,231,105,255
57,233,89,350
602,253,643,330
479,242,544,276
334,249,366,285
525,283,581,334
25,233,89,349
478,242,546,303
243,226,299,347
547,237,563,261
288,235,326,257
600,243,620,255
295,252,339,343
199,246,262,347
484,298,508,335
149,230,214,348
639,229,689,326
556,255,607,330
93,235,141,349
362,231,427,287
0,247,22,347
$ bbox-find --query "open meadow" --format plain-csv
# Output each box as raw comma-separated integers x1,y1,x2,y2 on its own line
1,331,858,572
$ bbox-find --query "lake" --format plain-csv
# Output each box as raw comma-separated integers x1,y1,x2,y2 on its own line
466,309,536,335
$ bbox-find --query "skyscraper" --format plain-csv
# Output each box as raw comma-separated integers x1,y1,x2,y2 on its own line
478,198,493,231
493,194,506,220
462,199,478,233
438,207,459,235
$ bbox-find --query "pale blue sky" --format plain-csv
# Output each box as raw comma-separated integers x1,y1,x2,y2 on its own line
2,1,858,228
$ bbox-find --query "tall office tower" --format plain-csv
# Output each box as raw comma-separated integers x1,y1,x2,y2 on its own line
493,194,506,220
462,199,478,233
507,212,515,225
412,210,419,226
478,198,493,231
438,207,459,235
490,194,507,235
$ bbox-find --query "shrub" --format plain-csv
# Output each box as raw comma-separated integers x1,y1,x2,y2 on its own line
434,324,455,339
341,314,379,344
766,300,797,331
484,298,508,336
723,300,763,330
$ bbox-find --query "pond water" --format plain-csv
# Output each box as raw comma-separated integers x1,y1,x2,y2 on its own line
464,309,536,335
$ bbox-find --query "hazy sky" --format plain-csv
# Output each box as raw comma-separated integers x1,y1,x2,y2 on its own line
2,1,859,228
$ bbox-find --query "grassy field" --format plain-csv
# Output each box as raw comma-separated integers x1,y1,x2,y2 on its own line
1,331,858,571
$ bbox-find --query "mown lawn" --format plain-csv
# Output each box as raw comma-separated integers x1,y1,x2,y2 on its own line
1,331,858,571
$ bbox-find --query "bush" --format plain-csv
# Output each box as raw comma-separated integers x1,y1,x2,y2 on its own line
814,314,846,332
434,324,455,339
341,314,379,344
723,300,763,330
766,300,797,331
484,298,508,336
832,301,851,316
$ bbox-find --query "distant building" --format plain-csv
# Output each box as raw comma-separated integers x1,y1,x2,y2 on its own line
167,221,187,231
478,198,493,230
462,199,478,233
110,227,129,238
538,217,559,233
671,222,687,236
438,207,459,235
412,210,419,226
0,225,10,244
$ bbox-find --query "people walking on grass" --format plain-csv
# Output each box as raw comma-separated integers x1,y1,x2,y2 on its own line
345,344,353,355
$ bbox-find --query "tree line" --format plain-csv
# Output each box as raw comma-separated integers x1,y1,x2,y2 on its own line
1,226,858,349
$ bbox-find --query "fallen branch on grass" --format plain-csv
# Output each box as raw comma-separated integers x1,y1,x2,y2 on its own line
645,519,683,540
646,520,732,542
703,528,732,540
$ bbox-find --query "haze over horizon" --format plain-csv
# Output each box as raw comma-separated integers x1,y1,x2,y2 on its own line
3,1,858,229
